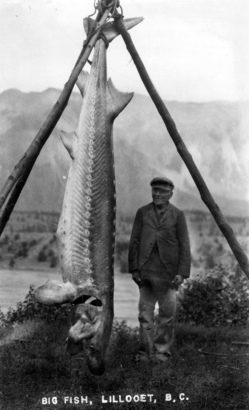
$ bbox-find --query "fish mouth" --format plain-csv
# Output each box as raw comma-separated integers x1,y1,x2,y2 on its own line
68,301,102,342
73,294,102,307
68,295,103,343
66,300,107,375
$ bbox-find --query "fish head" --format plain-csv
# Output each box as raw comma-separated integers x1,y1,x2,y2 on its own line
67,300,112,375
68,303,102,342
36,280,112,375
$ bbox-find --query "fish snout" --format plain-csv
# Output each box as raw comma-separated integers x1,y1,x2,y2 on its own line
68,304,102,342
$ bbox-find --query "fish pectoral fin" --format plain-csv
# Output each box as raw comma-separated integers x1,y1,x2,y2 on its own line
107,78,134,121
60,130,78,159
35,280,78,305
76,71,89,97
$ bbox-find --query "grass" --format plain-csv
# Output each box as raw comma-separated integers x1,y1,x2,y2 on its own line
0,320,249,410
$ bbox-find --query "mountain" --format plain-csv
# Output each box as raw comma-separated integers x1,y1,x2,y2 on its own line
0,88,249,219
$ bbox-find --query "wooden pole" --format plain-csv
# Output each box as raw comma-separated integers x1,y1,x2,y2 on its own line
114,14,249,279
0,8,110,235
0,174,28,235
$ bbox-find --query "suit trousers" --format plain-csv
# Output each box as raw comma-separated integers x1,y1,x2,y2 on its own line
138,276,176,356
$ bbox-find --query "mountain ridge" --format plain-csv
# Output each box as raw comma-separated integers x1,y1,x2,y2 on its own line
0,88,248,219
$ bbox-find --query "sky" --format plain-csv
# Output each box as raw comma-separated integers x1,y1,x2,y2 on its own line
0,0,249,102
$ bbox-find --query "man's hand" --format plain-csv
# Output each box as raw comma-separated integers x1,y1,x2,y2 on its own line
132,270,142,287
172,275,183,289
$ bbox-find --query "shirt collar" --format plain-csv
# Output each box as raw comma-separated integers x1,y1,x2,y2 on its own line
153,201,170,214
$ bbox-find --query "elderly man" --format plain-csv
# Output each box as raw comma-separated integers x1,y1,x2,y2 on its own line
128,177,191,363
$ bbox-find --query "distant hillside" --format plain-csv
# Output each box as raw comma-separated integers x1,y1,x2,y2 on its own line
0,88,249,219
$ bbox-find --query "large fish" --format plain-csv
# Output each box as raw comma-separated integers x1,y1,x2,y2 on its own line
35,16,143,375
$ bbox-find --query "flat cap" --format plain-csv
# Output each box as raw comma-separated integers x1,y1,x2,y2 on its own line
150,177,174,190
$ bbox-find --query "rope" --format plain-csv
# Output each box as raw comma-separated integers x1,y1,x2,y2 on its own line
89,0,122,20
84,0,122,50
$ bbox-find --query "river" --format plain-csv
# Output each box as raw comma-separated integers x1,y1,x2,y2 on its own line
0,268,139,327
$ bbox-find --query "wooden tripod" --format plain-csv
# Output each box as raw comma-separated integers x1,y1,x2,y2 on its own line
0,0,248,279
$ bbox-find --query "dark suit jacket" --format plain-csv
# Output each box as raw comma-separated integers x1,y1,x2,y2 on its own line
128,202,191,279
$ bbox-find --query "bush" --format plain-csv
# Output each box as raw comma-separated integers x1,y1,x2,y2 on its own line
118,251,128,273
0,285,71,327
49,253,58,268
109,320,139,367
15,241,29,258
177,264,249,327
9,257,15,268
37,248,47,262
37,245,58,266
115,237,129,273
0,234,9,246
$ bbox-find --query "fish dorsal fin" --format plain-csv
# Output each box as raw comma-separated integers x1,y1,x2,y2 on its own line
107,78,134,121
76,71,89,97
60,131,78,159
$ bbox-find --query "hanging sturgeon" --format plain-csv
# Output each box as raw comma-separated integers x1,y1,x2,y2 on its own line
35,16,143,375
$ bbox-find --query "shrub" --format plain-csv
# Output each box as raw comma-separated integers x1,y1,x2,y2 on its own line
49,253,58,268
37,245,58,265
15,241,29,258
109,320,139,364
115,237,129,273
0,285,71,327
177,264,249,327
9,257,15,268
0,234,9,246
115,237,129,255
37,247,47,262
118,251,128,273
29,238,38,247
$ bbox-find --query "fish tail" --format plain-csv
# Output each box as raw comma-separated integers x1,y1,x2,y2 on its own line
83,17,143,45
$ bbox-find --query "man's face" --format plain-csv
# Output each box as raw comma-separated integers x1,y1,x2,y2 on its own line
152,186,173,206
